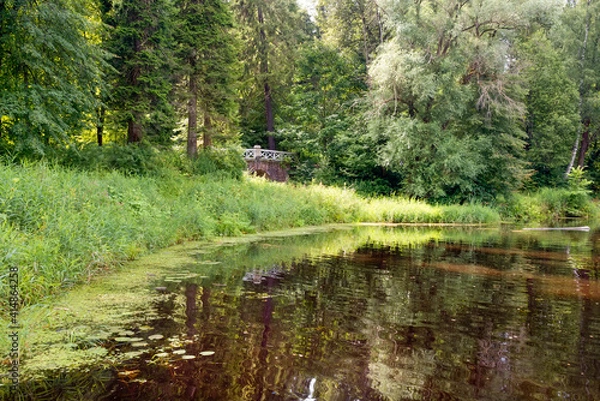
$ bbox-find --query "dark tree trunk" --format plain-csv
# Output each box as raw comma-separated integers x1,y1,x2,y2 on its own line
203,113,212,149
127,115,143,143
127,32,143,143
257,4,276,150
96,106,105,146
188,74,198,157
265,82,276,149
578,120,590,168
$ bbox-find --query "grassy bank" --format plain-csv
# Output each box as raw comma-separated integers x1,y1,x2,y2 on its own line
1,160,598,315
0,161,504,314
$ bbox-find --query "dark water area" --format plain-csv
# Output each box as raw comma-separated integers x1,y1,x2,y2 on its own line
14,226,600,400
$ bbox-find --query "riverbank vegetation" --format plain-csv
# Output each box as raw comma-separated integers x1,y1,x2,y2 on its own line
0,156,598,317
0,158,494,314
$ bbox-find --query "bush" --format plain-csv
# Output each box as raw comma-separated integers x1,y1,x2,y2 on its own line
52,144,246,179
189,148,246,179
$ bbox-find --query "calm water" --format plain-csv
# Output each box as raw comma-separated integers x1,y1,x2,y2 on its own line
19,226,600,400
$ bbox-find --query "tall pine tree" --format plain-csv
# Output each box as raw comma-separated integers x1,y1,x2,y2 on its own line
104,0,177,144
232,0,308,149
175,0,238,157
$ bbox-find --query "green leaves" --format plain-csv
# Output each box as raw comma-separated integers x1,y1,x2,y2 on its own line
0,0,107,156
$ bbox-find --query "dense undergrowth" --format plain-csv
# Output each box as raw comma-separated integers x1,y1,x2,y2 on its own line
0,154,597,314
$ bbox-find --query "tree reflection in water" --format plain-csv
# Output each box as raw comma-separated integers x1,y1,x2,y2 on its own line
98,227,600,400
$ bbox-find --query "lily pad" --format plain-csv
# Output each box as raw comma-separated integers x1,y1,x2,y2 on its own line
148,334,164,341
119,330,135,336
114,336,144,342
121,351,145,359
173,349,186,355
132,341,149,347
199,351,215,356
154,352,169,358
181,355,196,360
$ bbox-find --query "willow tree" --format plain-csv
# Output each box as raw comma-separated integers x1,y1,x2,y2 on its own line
175,0,238,157
367,0,555,201
0,0,106,155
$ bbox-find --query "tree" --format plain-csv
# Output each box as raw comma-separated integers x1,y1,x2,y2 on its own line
520,31,580,187
0,0,107,156
277,42,397,193
316,0,385,65
556,0,600,184
104,0,177,145
232,0,309,149
175,0,238,157
366,0,548,201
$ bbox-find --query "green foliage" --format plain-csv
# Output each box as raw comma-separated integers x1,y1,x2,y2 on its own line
366,0,535,202
56,143,163,176
277,42,395,193
567,166,592,192
232,0,310,142
520,31,580,187
103,0,178,144
0,0,107,156
499,187,599,222
53,144,246,179
317,0,384,65
188,148,247,179
174,0,239,154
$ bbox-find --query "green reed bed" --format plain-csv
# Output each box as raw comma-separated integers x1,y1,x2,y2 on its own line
498,187,600,223
0,162,501,315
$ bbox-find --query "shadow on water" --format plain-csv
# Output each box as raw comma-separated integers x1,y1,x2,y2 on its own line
4,224,600,400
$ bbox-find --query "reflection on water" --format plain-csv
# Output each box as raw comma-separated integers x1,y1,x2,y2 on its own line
11,226,600,400
97,226,600,401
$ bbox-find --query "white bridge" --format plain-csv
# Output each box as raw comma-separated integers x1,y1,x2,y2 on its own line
243,146,292,162
243,146,292,182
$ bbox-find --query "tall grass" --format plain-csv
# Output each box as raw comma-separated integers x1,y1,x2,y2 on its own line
0,162,502,313
498,188,600,223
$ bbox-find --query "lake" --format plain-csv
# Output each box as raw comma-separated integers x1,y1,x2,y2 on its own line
7,225,600,400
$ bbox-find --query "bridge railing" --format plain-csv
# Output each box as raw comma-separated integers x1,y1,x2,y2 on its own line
243,146,292,162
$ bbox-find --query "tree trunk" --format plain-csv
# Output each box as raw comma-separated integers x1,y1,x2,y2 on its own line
96,106,104,146
203,113,212,149
578,120,590,168
127,114,143,143
187,74,198,157
376,5,384,45
565,0,591,178
258,4,276,150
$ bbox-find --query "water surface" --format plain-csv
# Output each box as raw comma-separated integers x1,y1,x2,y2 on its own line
12,226,600,400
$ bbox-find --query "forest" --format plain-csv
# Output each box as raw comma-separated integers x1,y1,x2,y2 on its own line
1,0,600,203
